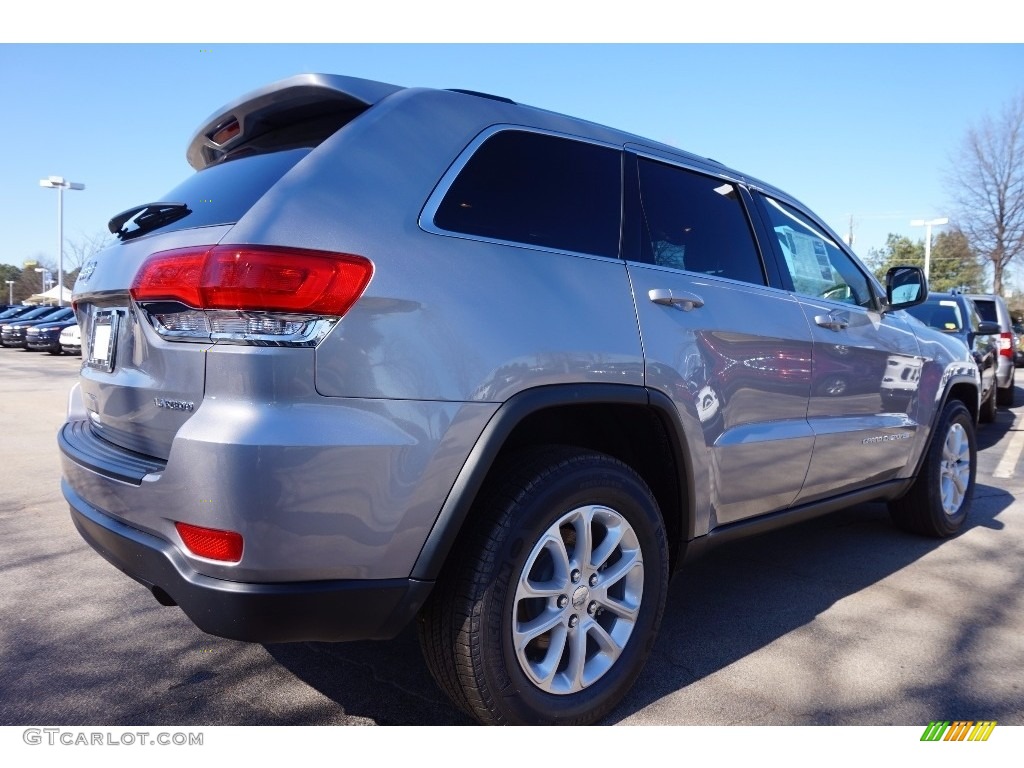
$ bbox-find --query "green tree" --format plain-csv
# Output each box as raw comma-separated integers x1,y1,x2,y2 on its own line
866,230,984,293
928,229,985,293
0,263,21,303
1007,289,1024,324
15,257,56,303
867,234,924,279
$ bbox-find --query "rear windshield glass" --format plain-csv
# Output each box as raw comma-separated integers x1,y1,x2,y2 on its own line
118,148,311,239
906,300,963,332
971,299,997,324
12,306,58,321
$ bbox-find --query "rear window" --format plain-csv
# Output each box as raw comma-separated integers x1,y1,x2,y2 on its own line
118,148,311,239
433,130,621,258
972,299,997,324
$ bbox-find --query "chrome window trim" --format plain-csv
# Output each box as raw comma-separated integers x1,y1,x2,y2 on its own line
419,124,624,263
625,143,747,187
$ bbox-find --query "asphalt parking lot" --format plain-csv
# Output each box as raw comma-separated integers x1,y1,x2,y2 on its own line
1,346,1022,727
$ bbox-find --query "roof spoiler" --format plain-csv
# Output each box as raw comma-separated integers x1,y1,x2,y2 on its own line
186,73,404,170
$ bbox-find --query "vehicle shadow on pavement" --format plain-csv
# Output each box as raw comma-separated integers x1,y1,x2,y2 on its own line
264,633,474,725
976,400,1017,451
603,486,1017,725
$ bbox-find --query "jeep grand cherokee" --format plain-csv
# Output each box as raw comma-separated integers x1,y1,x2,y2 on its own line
62,74,982,725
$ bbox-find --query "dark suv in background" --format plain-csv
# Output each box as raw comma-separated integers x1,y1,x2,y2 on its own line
904,292,1000,421
0,306,72,348
62,74,985,725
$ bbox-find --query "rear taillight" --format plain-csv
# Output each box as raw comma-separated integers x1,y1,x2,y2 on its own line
130,245,373,346
999,331,1013,358
175,522,243,563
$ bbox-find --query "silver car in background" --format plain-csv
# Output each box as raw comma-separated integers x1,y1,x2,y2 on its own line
61,74,984,725
967,293,1016,405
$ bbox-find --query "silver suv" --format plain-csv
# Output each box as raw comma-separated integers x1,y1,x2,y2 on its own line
967,293,1016,405
61,74,984,726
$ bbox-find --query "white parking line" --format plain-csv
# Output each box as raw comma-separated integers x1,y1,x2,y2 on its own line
993,411,1024,479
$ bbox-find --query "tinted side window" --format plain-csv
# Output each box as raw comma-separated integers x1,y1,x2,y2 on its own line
433,131,621,258
760,195,874,307
635,158,766,285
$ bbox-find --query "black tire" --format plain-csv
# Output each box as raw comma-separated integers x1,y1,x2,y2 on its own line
48,347,64,356
889,400,976,537
979,382,997,423
418,446,669,725
997,369,1015,406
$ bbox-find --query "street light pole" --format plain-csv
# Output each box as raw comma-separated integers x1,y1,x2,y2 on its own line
910,217,949,283
5,280,13,305
39,176,85,307
34,267,52,296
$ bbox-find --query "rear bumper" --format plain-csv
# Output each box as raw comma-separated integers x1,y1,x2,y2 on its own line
996,357,1015,385
66,481,434,643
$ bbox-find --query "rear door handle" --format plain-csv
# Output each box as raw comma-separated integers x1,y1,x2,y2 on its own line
649,288,705,312
814,312,849,331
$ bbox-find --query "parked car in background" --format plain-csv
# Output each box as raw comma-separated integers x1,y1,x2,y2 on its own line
60,324,81,356
61,73,987,726
1014,322,1024,367
0,306,71,347
968,294,1015,405
905,292,1000,421
0,304,40,322
26,316,80,354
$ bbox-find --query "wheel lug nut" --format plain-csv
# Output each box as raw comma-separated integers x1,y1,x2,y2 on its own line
571,569,581,583
568,614,579,628
557,594,569,609
589,573,598,587
587,601,598,616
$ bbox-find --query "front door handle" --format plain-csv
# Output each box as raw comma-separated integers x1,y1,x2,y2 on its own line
649,288,705,312
815,312,849,331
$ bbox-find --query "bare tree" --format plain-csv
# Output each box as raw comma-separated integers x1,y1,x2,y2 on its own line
947,92,1024,295
63,232,112,277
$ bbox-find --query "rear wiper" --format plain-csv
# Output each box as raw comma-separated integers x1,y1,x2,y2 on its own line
108,202,191,241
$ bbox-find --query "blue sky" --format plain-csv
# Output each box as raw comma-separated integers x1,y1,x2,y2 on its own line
2,42,1022,289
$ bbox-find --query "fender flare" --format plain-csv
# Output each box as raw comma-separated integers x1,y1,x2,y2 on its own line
908,362,981,481
409,383,695,580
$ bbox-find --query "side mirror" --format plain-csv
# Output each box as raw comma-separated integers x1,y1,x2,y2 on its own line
977,320,1001,336
885,266,927,311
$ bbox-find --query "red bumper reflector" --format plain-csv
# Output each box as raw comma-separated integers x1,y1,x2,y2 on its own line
175,522,244,563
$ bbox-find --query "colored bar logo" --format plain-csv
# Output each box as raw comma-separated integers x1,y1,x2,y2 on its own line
920,721,997,741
